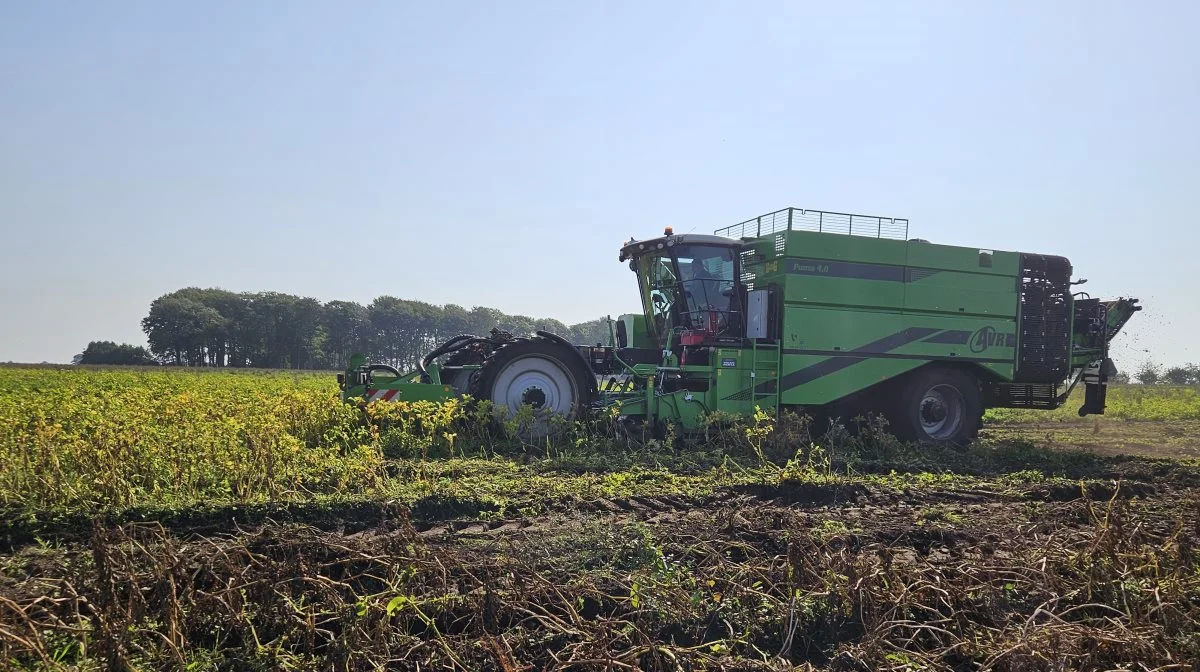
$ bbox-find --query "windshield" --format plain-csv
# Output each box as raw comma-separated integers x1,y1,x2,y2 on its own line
637,244,739,341
637,253,679,340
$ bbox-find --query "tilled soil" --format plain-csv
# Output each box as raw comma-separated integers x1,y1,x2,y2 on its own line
3,472,1198,671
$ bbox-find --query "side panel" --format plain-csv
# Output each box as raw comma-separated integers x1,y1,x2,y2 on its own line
711,345,780,416
903,267,1018,318
774,231,1023,407
778,306,1018,406
780,230,908,310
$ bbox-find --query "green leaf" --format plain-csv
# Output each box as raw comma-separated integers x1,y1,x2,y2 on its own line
386,595,408,616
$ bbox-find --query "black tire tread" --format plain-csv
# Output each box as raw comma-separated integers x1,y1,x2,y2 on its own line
889,366,982,445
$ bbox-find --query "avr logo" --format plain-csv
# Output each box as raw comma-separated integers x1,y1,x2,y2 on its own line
970,327,1016,353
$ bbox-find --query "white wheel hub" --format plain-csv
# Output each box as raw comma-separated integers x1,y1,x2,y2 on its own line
490,354,577,418
919,384,965,440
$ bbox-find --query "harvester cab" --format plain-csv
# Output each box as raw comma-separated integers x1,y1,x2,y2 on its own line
618,229,745,353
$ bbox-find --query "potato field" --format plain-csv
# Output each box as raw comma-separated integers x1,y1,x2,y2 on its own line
2,366,1199,670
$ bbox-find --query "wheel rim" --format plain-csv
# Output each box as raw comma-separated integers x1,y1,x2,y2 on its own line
489,354,578,433
919,384,965,440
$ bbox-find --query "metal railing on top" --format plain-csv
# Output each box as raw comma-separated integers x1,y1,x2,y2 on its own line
714,207,909,241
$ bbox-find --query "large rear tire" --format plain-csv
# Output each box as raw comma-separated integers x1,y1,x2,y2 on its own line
890,367,981,445
472,338,593,438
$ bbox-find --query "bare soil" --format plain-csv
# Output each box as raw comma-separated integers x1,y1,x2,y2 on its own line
4,416,1200,670
4,459,1199,671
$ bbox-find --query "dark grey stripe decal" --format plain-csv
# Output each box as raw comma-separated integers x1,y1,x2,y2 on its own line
786,259,943,283
725,327,939,400
844,327,942,355
921,330,971,345
773,355,868,391
906,268,941,282
782,348,1011,365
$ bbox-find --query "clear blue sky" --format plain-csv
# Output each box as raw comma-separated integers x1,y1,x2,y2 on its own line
1,1,1195,369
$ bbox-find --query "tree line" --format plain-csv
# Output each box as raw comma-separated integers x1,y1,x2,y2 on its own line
1134,362,1200,386
77,287,612,369
73,287,1200,384
73,341,157,366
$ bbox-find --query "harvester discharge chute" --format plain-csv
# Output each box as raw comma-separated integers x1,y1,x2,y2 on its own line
340,207,1140,444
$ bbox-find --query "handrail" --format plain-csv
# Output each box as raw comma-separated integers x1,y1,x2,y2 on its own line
714,207,909,241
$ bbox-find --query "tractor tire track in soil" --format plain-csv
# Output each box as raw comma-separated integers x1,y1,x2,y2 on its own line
0,475,1160,552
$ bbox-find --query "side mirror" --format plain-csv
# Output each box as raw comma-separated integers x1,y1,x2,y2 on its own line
616,321,628,348
336,373,346,388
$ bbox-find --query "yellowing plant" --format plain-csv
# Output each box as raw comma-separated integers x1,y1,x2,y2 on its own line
0,367,380,512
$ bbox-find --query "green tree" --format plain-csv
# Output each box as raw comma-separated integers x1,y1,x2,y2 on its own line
439,304,471,338
368,297,421,368
196,288,249,366
1163,365,1199,386
467,306,505,335
533,317,569,337
407,300,441,353
1135,361,1162,385
247,293,322,369
319,300,369,369
75,341,158,366
141,285,619,370
567,318,613,346
142,295,225,365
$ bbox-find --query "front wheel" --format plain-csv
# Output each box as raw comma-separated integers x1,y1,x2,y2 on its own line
472,338,593,439
890,368,981,445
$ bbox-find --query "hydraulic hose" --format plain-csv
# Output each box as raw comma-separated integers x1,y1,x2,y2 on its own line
417,330,537,383
418,334,478,382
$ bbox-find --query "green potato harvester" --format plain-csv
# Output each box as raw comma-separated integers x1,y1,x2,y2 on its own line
340,207,1140,443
